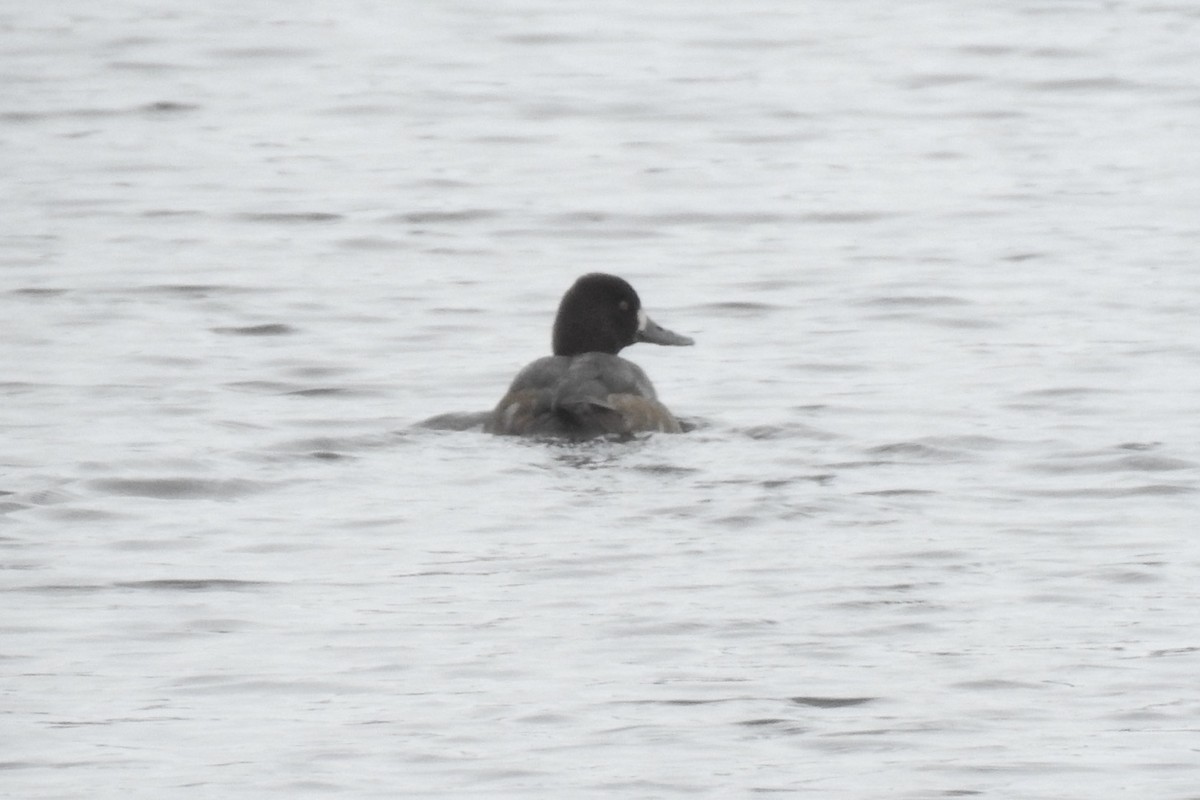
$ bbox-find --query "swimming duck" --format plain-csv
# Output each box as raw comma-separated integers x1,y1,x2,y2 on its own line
484,273,694,439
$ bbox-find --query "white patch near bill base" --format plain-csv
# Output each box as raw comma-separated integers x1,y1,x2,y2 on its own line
637,308,647,332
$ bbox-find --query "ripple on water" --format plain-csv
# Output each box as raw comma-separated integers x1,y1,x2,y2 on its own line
387,209,502,225
859,295,971,308
541,210,896,227
87,477,267,500
695,301,783,318
863,441,972,462
334,236,407,250
1019,444,1199,497
1006,386,1120,413
231,212,343,223
283,386,379,398
790,696,876,708
1029,453,1196,474
254,433,400,461
206,47,319,60
0,102,198,123
739,422,841,441
113,579,271,591
1019,484,1196,499
7,579,269,594
131,284,263,298
222,380,377,398
10,287,70,298
209,323,296,336
1023,76,1153,93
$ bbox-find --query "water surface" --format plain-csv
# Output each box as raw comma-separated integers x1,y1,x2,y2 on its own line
4,1,1200,798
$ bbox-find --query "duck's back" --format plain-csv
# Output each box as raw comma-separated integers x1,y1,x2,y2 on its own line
484,353,682,438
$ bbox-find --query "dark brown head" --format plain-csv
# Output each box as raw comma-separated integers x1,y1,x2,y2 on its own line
551,273,694,357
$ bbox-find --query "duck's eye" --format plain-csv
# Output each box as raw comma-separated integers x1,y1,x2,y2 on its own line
618,300,629,311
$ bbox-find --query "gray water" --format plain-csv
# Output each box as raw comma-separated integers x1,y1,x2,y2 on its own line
4,1,1200,798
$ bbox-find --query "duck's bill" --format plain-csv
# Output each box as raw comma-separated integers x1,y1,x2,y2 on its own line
637,313,695,347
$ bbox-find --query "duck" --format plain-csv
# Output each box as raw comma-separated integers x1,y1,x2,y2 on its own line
484,273,694,439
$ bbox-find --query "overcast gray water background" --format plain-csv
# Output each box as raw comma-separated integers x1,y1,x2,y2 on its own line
4,1,1200,798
